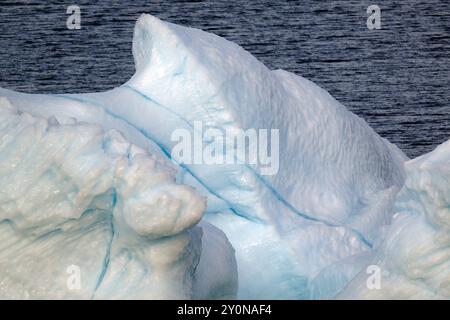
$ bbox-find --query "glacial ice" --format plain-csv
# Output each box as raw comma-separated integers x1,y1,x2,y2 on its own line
0,97,237,299
0,14,448,299
339,140,450,299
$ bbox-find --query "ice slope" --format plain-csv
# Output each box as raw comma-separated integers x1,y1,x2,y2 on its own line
0,97,237,299
0,14,409,299
339,140,450,299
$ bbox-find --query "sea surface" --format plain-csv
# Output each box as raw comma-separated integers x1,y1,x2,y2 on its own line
0,0,448,158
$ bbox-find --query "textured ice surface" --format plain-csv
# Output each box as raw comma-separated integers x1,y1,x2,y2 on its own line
0,14,448,299
0,97,237,299
340,140,450,299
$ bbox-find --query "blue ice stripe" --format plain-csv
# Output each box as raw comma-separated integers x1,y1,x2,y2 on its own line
51,91,372,248
92,189,116,297
120,85,373,248
53,93,263,225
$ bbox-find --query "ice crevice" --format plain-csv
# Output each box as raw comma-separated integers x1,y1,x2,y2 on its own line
92,188,116,298
53,92,264,225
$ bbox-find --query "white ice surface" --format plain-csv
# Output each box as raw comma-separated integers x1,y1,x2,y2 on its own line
0,97,237,299
0,14,447,299
339,140,450,299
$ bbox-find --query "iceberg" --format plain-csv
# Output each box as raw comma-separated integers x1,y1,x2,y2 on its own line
0,14,448,299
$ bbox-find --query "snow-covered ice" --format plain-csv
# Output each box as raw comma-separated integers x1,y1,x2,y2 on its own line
0,14,448,299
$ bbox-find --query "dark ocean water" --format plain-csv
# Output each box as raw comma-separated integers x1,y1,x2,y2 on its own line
0,0,448,158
